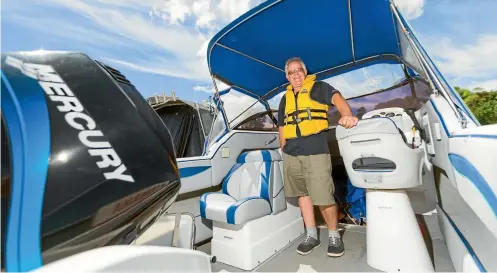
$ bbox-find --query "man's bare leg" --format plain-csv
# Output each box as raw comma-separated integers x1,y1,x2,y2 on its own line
299,196,316,228
319,204,338,231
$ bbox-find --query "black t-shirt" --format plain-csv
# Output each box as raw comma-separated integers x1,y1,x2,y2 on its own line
278,81,340,156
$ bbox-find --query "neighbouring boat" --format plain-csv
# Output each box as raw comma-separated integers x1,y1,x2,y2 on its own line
148,93,215,158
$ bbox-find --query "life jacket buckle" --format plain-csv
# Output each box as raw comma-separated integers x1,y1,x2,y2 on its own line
292,112,301,123
306,108,312,120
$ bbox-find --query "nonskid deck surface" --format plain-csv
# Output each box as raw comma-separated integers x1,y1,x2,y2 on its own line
196,214,455,272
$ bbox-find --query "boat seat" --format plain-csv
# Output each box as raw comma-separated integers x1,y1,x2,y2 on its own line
200,149,286,225
336,117,425,189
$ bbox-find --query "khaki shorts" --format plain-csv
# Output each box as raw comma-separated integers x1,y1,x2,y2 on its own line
282,152,335,206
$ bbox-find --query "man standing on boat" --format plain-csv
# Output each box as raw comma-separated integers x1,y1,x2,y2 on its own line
278,57,358,257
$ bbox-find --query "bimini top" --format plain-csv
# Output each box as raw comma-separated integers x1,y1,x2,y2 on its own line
207,0,422,99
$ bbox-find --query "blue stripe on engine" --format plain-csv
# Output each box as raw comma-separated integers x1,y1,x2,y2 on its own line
2,72,24,271
1,68,51,271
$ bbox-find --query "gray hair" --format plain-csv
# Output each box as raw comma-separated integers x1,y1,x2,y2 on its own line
285,57,307,75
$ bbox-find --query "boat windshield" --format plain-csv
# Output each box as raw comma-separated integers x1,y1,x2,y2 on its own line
222,89,282,127
206,62,431,148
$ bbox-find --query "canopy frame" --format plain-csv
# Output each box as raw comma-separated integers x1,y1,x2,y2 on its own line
206,0,478,132
389,2,477,126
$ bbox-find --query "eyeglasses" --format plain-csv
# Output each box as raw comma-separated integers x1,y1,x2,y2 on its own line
287,68,304,76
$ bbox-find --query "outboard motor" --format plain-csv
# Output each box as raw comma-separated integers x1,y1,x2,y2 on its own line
1,51,181,272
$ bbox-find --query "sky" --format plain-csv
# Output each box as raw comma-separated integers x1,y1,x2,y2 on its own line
2,0,497,105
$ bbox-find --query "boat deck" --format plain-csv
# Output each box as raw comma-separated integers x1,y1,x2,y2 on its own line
196,214,455,272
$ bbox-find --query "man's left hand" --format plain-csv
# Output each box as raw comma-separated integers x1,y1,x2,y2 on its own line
338,116,358,129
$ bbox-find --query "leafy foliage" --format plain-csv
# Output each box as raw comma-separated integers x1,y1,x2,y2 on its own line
455,87,497,125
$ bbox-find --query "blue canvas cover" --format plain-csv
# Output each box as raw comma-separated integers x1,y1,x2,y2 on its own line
207,0,479,125
207,0,409,99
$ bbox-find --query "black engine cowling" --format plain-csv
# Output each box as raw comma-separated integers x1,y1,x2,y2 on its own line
1,51,181,271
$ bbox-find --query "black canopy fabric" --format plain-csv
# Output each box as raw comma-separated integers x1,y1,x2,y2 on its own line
155,101,212,158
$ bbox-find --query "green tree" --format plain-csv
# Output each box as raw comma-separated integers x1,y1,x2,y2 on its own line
455,86,497,125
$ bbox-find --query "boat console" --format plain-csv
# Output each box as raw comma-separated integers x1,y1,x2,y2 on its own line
336,113,425,189
336,108,433,272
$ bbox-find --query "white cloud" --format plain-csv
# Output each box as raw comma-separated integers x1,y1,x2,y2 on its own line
48,0,202,57
32,0,214,81
429,35,497,80
192,0,216,29
193,85,214,93
393,0,425,20
468,79,497,91
95,0,164,9
151,0,191,25
217,0,261,22
4,14,126,50
34,0,264,83
102,57,202,80
150,0,263,32
192,79,230,94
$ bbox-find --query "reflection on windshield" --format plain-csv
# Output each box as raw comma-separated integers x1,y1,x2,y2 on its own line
219,89,284,128
328,78,431,125
324,64,406,99
235,111,278,132
219,91,263,126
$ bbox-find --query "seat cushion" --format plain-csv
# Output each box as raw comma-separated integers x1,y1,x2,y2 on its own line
200,192,271,225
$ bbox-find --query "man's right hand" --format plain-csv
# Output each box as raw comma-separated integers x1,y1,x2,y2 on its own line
338,115,358,129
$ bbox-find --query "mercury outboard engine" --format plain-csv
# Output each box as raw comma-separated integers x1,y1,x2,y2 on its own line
1,51,181,272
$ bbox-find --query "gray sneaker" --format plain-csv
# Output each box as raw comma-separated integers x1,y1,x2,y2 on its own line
297,235,320,255
327,236,345,257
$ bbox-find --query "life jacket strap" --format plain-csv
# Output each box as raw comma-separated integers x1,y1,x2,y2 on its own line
284,116,328,125
286,108,328,116
284,108,328,125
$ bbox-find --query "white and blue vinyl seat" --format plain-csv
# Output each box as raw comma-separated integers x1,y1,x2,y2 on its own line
200,149,286,225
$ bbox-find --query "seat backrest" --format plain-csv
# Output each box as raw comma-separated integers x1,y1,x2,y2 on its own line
222,150,281,202
336,117,425,189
